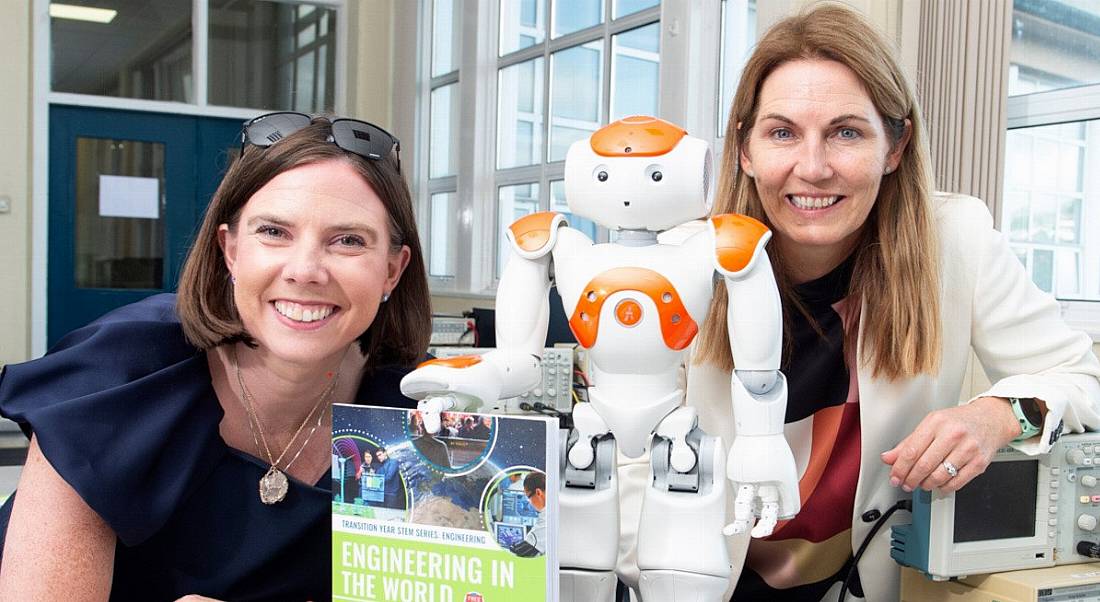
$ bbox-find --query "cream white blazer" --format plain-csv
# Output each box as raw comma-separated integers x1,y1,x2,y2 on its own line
680,193,1100,601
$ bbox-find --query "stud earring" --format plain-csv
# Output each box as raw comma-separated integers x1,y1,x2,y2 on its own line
884,166,894,174
381,292,390,303
745,169,755,178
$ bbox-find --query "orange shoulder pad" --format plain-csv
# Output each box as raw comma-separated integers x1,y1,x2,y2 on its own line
590,115,687,157
509,211,562,254
711,213,770,273
417,355,483,370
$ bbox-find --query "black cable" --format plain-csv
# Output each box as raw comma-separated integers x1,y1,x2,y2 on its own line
837,498,912,602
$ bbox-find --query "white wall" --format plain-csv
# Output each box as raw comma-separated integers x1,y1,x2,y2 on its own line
0,3,31,366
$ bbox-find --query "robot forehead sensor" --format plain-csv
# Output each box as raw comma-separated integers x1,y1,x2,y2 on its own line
590,115,687,157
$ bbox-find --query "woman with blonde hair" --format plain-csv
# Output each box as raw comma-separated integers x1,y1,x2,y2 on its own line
691,3,1100,600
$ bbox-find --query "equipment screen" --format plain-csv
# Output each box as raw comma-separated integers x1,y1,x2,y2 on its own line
501,490,539,524
361,474,385,502
953,459,1038,543
495,523,526,548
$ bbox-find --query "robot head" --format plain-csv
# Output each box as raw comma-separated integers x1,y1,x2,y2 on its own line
564,116,713,232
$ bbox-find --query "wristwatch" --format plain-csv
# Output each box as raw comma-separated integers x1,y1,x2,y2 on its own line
1008,397,1043,441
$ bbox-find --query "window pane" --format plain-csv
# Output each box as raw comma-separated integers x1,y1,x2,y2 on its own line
209,1,337,112
550,41,604,161
1033,249,1054,292
611,23,660,121
498,58,545,168
429,192,458,277
497,183,541,276
553,0,603,38
430,84,460,178
1057,250,1080,295
500,0,545,55
433,0,460,76
1004,191,1030,241
614,0,659,19
1009,1,1100,96
719,0,757,136
550,180,599,241
74,138,165,289
1003,119,1100,301
52,2,192,101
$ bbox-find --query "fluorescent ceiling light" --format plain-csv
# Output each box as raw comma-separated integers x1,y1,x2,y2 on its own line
49,3,117,24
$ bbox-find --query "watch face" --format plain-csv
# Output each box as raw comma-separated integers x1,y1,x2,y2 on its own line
1019,398,1043,426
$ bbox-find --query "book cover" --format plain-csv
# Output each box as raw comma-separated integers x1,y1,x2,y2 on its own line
332,404,559,602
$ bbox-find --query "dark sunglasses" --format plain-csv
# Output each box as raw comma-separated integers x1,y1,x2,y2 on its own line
240,111,401,173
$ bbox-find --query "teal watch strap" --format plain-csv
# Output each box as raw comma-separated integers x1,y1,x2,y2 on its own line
1009,396,1042,441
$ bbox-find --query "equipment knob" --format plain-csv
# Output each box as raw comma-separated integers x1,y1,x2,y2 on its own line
1084,475,1099,488
533,388,543,397
1079,541,1100,558
547,388,556,397
1079,514,1099,531
1068,449,1088,465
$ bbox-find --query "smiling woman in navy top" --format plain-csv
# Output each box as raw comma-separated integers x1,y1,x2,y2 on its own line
0,114,431,601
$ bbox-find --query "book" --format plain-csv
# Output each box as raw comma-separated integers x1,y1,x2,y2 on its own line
332,404,560,602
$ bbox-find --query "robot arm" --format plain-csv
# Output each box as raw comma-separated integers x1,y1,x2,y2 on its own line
710,213,800,538
399,212,561,432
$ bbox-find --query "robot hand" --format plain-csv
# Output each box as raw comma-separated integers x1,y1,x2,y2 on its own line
723,433,800,538
416,395,457,435
400,355,507,435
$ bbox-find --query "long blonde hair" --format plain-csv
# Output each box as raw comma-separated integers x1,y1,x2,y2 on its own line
695,3,941,380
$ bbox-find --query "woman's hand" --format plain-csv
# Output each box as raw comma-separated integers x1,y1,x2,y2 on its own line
175,596,223,601
880,397,1022,493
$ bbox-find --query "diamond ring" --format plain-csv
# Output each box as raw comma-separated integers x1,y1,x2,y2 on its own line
942,460,959,478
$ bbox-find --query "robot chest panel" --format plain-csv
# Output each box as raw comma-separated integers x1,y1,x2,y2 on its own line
553,244,712,351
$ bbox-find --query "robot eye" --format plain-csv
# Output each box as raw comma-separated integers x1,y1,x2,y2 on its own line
645,164,664,183
593,164,610,182
598,171,608,182
651,171,663,182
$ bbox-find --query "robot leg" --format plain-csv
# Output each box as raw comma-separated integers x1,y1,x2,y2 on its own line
637,407,731,601
559,403,619,602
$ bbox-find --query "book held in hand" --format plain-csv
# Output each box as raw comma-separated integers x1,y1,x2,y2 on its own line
332,404,559,602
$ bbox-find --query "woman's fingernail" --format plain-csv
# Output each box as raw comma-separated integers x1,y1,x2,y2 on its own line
902,484,913,493
890,477,900,487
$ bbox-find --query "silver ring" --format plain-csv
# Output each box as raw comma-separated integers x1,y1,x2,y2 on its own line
942,460,959,478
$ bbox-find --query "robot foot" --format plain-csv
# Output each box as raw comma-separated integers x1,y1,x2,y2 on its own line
638,570,728,602
561,569,618,602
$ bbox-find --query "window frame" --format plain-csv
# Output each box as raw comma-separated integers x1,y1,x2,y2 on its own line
1006,83,1100,340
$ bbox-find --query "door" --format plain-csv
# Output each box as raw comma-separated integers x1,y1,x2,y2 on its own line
48,105,241,346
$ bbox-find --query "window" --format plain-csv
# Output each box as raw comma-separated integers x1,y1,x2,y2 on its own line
494,1,660,278
422,1,661,293
718,0,756,137
50,0,343,113
1005,0,1100,335
417,1,756,295
425,0,461,279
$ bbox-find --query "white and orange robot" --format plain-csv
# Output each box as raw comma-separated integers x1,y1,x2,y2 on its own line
401,116,799,601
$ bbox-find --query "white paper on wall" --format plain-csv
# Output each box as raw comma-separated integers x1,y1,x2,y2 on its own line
98,175,160,219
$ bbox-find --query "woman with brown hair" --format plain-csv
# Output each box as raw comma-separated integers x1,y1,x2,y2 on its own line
0,114,431,600
690,4,1100,600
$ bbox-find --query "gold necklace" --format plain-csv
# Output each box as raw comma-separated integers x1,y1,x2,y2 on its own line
232,346,340,504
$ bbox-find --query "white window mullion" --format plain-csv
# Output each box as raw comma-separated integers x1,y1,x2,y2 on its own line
334,1,349,115
194,0,208,107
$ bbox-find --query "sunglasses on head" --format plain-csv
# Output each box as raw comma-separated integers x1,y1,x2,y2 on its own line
240,111,401,173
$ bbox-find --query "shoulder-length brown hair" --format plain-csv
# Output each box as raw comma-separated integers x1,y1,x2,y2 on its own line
176,118,431,370
696,2,941,380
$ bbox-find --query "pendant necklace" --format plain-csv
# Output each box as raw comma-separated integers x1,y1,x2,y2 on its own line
232,345,340,504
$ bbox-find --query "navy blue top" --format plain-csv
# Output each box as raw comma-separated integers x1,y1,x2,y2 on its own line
0,294,417,601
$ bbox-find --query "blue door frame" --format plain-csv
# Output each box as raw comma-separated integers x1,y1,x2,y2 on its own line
48,105,241,346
